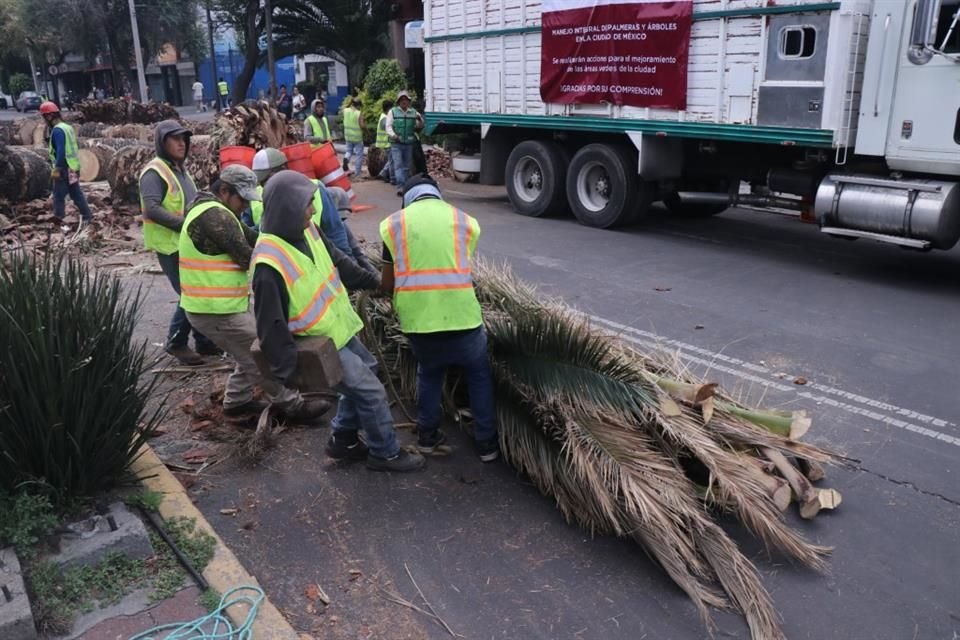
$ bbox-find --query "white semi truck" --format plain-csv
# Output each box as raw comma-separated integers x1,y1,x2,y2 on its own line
422,0,960,251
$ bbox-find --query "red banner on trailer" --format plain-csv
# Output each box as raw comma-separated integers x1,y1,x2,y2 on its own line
539,0,693,109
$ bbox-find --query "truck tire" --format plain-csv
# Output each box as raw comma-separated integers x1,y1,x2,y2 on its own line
567,143,648,228
505,140,569,217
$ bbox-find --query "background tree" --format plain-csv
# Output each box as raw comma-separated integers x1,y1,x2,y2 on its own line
272,0,391,88
213,0,265,105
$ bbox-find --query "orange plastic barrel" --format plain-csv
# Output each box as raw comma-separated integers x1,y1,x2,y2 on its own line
311,142,355,201
219,145,256,169
281,142,317,179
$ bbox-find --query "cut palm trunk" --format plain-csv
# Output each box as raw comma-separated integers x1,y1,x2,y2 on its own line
77,145,116,182
0,144,51,201
106,145,153,203
16,118,41,149
357,261,848,640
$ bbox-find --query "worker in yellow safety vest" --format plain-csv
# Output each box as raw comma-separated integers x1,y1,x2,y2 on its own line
304,98,332,147
342,97,367,179
217,77,229,110
249,148,359,260
375,99,394,184
251,170,424,472
138,120,219,365
178,164,332,423
40,101,93,227
379,175,499,462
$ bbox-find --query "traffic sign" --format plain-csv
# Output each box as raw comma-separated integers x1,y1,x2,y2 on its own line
48,65,59,77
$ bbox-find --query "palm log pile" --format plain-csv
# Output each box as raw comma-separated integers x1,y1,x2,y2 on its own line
211,101,300,151
358,263,848,640
102,135,216,204
424,146,454,179
77,99,180,125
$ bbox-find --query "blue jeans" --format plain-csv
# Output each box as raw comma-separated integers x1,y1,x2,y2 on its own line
407,327,497,444
331,337,401,459
156,252,216,351
53,178,93,221
345,141,365,178
390,143,414,187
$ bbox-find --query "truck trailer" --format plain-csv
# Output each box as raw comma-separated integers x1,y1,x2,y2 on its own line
423,0,960,252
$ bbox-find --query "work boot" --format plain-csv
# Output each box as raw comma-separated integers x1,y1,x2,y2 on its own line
278,398,332,424
223,398,269,418
416,429,447,455
196,343,224,357
165,344,204,366
366,449,426,473
325,431,369,461
476,438,500,463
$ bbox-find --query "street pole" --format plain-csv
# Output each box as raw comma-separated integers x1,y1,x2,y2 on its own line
264,0,277,101
27,50,41,93
206,0,218,111
127,0,149,102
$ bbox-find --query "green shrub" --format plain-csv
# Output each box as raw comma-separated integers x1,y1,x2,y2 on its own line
9,73,33,97
0,254,162,501
362,59,407,102
0,492,58,555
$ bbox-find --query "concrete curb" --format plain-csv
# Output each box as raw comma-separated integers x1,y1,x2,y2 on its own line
131,446,299,640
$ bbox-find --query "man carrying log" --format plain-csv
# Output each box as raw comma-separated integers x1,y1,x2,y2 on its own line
41,101,93,228
139,120,220,365
252,170,424,472
178,164,332,423
304,99,332,147
380,175,499,462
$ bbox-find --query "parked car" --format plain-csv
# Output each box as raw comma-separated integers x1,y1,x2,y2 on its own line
0,95,8,109
15,91,42,112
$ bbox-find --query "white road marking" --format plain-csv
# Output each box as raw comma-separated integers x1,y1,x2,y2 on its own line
587,314,960,449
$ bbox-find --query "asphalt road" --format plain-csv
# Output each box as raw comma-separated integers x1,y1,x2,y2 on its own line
0,106,218,121
145,178,959,640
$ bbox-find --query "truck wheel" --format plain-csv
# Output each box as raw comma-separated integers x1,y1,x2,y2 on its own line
505,140,569,217
567,143,647,228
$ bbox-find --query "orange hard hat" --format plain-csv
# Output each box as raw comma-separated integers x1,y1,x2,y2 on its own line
39,101,60,115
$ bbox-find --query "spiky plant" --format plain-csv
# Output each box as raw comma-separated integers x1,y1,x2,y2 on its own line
0,252,162,501
357,261,847,640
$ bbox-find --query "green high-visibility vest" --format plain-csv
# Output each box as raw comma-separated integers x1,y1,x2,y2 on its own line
139,158,194,255
178,201,250,314
376,114,390,149
250,185,265,226
217,81,228,96
251,181,324,227
309,179,327,228
390,107,417,144
306,115,331,147
380,198,483,334
252,224,362,349
343,108,362,143
48,122,80,171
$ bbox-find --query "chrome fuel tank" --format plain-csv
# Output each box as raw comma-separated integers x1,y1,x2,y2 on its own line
815,174,960,250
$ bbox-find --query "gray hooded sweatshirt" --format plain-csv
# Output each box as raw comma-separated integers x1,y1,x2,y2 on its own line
252,171,379,383
139,120,197,232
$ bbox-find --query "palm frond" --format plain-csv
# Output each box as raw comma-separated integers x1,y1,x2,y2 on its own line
357,258,848,640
